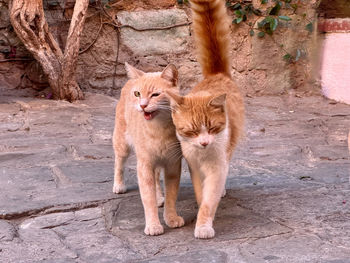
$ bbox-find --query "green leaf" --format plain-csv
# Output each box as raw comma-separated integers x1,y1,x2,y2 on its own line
278,15,292,21
265,16,273,23
270,18,278,31
283,53,292,61
306,22,313,32
261,17,275,35
250,29,255,36
105,4,111,8
258,31,265,38
291,3,298,10
261,0,268,4
232,18,237,24
265,27,273,35
236,17,243,24
269,1,282,15
244,5,251,12
258,18,268,28
233,3,241,10
252,8,262,16
235,9,243,17
295,49,301,61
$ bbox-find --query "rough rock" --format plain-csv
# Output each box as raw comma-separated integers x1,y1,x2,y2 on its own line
1,1,327,97
117,9,190,56
0,220,16,241
0,93,349,262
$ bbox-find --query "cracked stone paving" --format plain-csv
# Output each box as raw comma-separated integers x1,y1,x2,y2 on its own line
0,93,349,262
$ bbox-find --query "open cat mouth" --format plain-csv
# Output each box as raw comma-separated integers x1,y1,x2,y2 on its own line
143,111,158,120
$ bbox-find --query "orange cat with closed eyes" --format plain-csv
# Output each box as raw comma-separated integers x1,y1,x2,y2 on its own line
166,0,245,239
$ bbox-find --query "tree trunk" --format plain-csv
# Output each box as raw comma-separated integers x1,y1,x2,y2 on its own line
9,0,89,101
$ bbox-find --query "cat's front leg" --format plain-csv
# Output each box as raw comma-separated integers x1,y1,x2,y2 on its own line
155,167,164,207
188,162,203,206
137,160,164,236
194,162,228,239
163,160,185,228
112,129,129,194
113,155,128,194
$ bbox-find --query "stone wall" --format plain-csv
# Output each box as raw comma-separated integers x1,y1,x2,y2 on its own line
230,0,322,96
0,0,325,98
318,0,350,18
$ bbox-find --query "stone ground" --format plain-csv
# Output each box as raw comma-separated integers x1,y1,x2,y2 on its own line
0,92,349,263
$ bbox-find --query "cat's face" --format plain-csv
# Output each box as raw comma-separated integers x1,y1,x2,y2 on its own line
125,63,178,121
166,92,227,149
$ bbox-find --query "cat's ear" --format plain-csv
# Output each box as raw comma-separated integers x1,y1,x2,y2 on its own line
209,94,227,108
165,91,183,109
161,64,178,86
125,62,144,79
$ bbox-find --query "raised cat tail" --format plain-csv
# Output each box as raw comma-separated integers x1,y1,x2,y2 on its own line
190,0,231,77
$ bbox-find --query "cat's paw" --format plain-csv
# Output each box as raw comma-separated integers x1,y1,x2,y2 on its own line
164,215,185,228
113,183,127,194
221,188,226,198
194,224,215,239
157,196,164,207
144,224,164,236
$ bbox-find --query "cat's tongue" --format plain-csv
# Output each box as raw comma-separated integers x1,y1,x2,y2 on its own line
144,111,156,120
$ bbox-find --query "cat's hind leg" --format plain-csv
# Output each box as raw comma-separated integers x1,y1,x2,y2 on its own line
163,160,185,228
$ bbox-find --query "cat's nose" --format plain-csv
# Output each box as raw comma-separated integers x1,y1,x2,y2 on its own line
140,104,147,109
200,141,208,147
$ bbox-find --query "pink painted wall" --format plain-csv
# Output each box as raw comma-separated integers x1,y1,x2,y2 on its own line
320,19,350,105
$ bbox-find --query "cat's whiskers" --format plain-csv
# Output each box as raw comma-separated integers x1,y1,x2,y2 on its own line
157,102,172,110
167,141,181,149
157,106,172,111
166,148,183,162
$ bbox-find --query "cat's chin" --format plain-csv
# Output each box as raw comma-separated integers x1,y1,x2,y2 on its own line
144,111,158,120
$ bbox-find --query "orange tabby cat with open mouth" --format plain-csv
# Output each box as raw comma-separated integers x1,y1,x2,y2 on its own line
112,63,185,236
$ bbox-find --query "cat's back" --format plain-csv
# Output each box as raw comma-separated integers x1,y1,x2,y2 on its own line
191,73,244,110
114,80,132,130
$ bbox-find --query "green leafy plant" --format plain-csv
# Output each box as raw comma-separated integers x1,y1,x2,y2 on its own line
226,0,314,63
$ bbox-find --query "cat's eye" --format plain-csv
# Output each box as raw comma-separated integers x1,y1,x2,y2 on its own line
179,129,198,138
208,127,217,134
151,93,160,97
134,91,140,97
185,131,199,137
208,126,223,134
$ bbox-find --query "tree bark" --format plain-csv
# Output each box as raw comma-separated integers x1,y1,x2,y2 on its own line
9,0,89,101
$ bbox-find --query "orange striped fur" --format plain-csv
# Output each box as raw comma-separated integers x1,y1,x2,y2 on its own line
166,0,245,239
191,0,231,77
